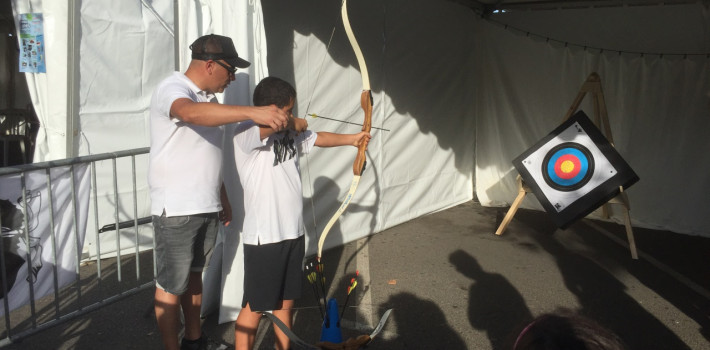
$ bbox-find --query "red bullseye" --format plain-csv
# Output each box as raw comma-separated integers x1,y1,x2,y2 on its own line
554,154,581,179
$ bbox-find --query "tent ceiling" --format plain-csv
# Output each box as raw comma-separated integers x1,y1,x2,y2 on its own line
455,0,702,14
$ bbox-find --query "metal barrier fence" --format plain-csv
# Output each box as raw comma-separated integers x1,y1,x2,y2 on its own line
0,148,154,346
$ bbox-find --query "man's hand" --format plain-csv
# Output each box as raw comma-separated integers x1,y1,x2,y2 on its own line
219,184,232,226
251,105,289,131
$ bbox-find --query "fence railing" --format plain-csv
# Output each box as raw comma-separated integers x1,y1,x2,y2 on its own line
0,147,154,346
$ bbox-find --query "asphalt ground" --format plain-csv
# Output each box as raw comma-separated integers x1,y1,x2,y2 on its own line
3,200,710,349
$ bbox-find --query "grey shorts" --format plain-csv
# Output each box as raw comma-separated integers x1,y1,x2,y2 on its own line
242,235,304,312
153,212,219,295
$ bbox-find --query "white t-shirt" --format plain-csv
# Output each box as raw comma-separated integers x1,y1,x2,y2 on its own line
233,121,317,245
148,72,224,216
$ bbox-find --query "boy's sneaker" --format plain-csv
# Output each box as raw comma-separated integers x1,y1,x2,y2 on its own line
201,335,228,350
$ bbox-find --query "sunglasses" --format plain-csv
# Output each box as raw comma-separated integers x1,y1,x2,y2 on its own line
213,60,237,75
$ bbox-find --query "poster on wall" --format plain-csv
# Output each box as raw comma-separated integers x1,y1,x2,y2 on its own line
18,13,46,73
513,110,639,229
0,165,91,314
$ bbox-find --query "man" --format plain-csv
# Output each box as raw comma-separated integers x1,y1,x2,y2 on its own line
148,34,288,350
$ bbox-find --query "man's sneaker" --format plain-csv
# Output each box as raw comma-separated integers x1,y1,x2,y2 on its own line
180,336,200,350
180,333,228,350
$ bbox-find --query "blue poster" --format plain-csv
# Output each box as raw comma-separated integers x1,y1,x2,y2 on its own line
18,13,46,73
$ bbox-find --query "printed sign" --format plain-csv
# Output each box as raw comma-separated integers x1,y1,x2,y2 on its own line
18,13,46,73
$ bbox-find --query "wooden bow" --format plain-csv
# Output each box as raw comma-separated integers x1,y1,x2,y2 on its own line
317,0,373,261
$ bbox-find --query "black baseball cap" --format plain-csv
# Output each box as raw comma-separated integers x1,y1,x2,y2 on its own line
190,34,251,69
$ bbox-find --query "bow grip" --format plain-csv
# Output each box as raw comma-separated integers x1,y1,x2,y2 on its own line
353,90,373,176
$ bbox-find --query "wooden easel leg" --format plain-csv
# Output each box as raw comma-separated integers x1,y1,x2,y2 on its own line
568,73,637,259
622,207,638,259
601,203,611,219
607,191,638,259
495,189,527,236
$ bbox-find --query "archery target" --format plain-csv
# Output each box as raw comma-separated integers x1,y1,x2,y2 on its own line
513,110,638,229
542,143,594,191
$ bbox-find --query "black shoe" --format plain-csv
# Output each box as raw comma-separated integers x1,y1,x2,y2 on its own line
180,336,201,350
180,333,227,350
200,335,228,350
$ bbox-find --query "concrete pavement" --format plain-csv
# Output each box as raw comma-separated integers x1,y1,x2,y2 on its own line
4,200,710,349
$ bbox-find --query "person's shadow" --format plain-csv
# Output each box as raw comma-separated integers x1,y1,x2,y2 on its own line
374,292,467,349
449,250,533,350
514,209,693,349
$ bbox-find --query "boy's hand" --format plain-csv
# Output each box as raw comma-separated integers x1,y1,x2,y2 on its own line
292,117,308,134
251,105,289,131
352,131,371,147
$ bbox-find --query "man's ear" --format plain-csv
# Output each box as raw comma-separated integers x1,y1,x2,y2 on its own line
203,60,215,75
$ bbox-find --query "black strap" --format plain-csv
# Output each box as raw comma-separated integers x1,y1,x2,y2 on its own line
262,312,320,349
262,309,393,349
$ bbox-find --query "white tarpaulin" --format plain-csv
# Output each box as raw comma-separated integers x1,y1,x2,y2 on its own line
0,164,91,314
472,4,710,236
215,0,476,323
6,0,708,326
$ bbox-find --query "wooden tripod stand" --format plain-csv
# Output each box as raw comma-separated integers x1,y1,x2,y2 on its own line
494,72,638,259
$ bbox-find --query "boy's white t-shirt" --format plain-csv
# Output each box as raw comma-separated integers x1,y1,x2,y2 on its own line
233,121,317,245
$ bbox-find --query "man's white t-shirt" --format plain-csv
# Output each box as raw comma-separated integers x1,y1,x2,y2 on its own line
148,72,224,217
233,121,317,245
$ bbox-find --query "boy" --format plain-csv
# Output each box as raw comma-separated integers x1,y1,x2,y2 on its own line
232,76,371,350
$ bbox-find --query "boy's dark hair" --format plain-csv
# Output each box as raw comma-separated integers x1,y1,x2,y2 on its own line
513,310,626,350
253,76,296,108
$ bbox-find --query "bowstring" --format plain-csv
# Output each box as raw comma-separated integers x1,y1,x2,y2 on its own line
303,5,343,246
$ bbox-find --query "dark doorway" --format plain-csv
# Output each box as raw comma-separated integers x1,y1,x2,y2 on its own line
1,2,39,166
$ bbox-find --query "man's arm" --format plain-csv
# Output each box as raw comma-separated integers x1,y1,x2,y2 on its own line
170,98,289,130
219,183,232,226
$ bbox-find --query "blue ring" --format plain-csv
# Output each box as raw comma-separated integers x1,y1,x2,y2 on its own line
546,148,589,187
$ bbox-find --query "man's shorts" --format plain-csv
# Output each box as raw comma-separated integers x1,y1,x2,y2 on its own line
242,235,304,312
153,212,219,295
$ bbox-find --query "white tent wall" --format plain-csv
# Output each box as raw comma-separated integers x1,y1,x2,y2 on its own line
77,1,173,259
264,0,477,250
473,3,710,236
9,0,270,260
8,0,708,324
9,0,174,259
215,0,476,323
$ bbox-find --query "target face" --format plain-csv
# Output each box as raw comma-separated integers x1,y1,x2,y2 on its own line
542,143,594,191
512,111,638,229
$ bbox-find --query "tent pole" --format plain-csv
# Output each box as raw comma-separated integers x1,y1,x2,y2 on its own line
174,0,180,71
66,0,79,158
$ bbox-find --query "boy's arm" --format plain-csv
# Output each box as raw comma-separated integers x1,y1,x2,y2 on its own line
259,116,308,140
314,131,371,148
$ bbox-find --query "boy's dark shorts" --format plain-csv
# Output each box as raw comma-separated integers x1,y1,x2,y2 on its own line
242,235,304,311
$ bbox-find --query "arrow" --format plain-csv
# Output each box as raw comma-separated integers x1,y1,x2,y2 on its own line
339,271,359,323
307,113,390,132
305,262,325,320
